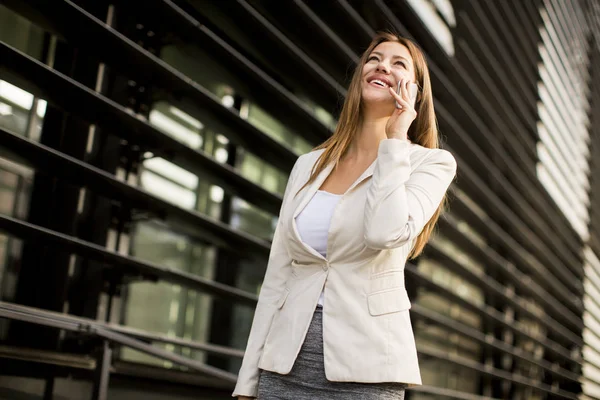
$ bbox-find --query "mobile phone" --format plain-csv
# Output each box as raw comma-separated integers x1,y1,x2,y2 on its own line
396,81,419,109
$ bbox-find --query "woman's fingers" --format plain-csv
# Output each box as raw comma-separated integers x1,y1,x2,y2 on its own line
389,78,411,109
389,86,406,109
402,78,409,100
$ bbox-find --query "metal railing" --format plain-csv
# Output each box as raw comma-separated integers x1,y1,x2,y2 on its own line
0,301,237,400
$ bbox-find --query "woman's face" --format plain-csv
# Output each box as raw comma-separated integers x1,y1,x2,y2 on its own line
361,41,416,109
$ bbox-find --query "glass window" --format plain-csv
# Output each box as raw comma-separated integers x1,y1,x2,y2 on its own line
406,0,455,56
415,357,480,396
418,258,485,307
160,44,315,156
0,155,34,341
122,222,216,367
0,80,47,139
434,230,486,276
124,98,225,367
237,150,287,196
124,52,304,371
0,5,45,61
245,102,313,155
0,7,47,343
0,7,48,141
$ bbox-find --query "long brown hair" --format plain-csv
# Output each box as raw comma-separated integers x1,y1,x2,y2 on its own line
298,31,450,260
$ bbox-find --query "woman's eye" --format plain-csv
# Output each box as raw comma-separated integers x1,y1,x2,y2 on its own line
395,61,406,68
367,56,379,62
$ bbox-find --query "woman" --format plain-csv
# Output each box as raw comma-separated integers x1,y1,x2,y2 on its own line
233,31,457,399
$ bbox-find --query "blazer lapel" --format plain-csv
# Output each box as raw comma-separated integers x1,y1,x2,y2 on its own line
293,162,335,220
342,141,415,194
288,148,389,259
345,160,376,194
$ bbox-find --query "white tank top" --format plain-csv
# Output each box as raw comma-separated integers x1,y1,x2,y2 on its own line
295,190,342,306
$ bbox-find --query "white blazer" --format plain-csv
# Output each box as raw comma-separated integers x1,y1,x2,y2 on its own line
232,138,458,398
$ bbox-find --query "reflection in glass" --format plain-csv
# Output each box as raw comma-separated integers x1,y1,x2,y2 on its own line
0,6,45,61
418,258,484,307
415,357,479,397
0,162,32,315
406,0,455,56
246,102,313,155
149,106,203,149
0,79,39,311
122,222,216,367
0,80,46,139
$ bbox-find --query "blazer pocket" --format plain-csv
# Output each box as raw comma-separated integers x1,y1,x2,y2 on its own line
276,288,290,309
367,288,412,316
369,271,405,293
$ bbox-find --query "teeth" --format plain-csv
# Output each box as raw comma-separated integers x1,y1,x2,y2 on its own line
371,79,388,87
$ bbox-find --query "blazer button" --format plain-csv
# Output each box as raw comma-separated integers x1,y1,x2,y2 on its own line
323,263,329,271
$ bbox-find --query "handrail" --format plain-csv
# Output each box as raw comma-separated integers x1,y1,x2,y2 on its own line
1,302,244,359
0,301,236,400
0,301,581,399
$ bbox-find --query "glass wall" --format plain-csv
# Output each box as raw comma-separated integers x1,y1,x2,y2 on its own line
118,36,310,371
414,246,484,396
0,6,45,306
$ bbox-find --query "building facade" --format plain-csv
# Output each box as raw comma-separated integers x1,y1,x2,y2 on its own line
0,0,599,399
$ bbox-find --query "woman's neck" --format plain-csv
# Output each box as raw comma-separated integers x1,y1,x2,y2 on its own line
346,109,390,162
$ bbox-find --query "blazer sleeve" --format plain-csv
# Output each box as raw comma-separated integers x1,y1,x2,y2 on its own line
232,157,302,398
364,138,457,250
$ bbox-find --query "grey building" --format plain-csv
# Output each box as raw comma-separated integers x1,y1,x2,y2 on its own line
0,0,599,399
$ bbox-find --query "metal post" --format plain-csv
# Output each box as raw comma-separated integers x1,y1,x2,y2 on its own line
43,375,54,400
91,340,112,400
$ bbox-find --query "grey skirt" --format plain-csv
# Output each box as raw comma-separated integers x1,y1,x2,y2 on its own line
258,305,407,399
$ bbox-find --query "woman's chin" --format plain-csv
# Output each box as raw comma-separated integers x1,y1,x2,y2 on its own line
363,90,391,103
362,96,395,115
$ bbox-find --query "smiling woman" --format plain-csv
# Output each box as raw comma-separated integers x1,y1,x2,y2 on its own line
233,30,457,400
364,45,416,88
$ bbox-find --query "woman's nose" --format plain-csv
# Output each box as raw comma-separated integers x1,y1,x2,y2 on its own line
376,61,390,74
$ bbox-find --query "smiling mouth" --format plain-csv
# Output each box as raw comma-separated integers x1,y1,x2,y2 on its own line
369,79,390,88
